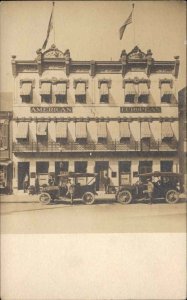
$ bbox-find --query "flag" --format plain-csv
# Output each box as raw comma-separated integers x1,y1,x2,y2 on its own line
119,4,134,40
42,2,54,50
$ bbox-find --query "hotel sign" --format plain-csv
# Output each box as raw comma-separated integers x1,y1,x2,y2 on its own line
30,107,72,113
120,107,161,113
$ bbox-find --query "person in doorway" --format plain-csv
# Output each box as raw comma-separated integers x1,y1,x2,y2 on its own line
104,174,110,194
23,173,29,193
48,175,54,186
145,178,154,204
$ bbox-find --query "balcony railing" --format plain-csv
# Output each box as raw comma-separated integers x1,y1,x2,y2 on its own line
13,140,178,153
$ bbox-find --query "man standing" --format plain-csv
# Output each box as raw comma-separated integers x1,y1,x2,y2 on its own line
104,174,110,194
146,178,154,204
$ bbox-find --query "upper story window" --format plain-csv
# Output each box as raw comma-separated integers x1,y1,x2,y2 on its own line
0,120,8,150
55,81,68,104
36,122,48,143
159,79,174,103
97,122,107,143
56,122,68,143
40,81,52,103
20,79,34,103
98,79,111,103
16,122,29,143
123,78,150,104
75,122,87,143
161,122,174,141
74,80,88,103
119,122,131,143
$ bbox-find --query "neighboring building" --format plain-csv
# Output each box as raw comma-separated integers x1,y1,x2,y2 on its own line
11,44,180,192
0,93,13,193
178,87,186,191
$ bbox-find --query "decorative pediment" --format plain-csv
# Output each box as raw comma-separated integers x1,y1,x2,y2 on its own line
127,46,146,60
36,44,71,60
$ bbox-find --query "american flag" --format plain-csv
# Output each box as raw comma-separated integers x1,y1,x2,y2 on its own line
42,2,55,50
119,4,134,40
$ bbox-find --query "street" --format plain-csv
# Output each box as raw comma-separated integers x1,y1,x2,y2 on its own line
1,194,186,233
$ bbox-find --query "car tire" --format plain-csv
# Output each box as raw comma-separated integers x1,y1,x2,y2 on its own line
165,190,179,204
39,193,51,205
117,190,132,204
82,192,95,205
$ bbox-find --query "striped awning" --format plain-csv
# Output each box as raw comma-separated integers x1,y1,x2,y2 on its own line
139,83,149,96
40,82,51,95
120,122,131,138
97,122,107,138
161,83,173,97
55,83,67,95
76,122,87,139
141,122,151,139
20,83,32,96
75,83,86,96
56,122,67,138
125,83,136,95
100,83,109,96
162,122,174,139
16,122,29,139
36,122,48,136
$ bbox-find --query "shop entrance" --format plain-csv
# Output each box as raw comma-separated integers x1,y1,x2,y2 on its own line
36,161,49,186
55,161,69,184
18,162,30,190
119,161,131,185
95,161,109,191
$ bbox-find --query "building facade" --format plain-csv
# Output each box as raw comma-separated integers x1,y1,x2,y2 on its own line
12,45,180,192
178,87,186,190
0,108,13,193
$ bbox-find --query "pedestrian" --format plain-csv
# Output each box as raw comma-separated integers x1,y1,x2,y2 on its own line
48,174,54,186
145,178,154,204
66,179,73,204
23,173,29,193
104,174,110,194
35,174,40,194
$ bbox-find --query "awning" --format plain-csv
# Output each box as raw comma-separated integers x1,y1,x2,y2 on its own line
56,122,67,138
40,82,51,95
75,83,86,96
141,122,151,139
161,83,173,97
16,122,29,139
162,122,174,139
20,83,32,96
36,122,48,136
0,160,12,166
55,83,67,95
100,83,109,96
76,122,87,139
97,122,107,138
120,122,131,138
139,83,149,96
125,83,136,95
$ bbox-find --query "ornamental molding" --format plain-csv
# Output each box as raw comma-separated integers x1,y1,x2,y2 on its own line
127,46,147,60
123,78,151,88
98,79,112,89
20,79,35,88
159,78,173,88
73,79,89,89
36,45,71,61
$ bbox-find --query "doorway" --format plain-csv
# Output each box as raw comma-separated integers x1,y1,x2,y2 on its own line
36,161,49,186
95,161,109,191
18,162,30,190
119,161,131,185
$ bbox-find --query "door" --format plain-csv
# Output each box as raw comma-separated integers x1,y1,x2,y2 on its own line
18,162,30,190
36,161,49,186
95,161,109,191
119,161,131,185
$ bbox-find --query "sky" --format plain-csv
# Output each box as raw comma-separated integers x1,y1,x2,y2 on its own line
0,1,186,92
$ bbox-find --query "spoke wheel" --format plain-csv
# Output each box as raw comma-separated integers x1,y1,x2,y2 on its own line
165,190,179,204
39,193,51,205
117,190,132,204
82,192,95,205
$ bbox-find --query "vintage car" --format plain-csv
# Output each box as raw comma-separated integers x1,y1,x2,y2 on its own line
116,172,183,204
39,172,97,205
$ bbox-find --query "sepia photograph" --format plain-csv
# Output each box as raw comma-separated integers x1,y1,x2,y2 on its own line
0,0,186,299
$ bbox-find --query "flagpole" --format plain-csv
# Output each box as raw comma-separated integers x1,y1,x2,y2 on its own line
132,3,136,46
53,2,55,45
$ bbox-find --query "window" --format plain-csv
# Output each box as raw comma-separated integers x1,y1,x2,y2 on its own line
100,83,109,103
36,122,48,143
55,82,67,103
36,162,49,174
138,83,149,103
75,82,86,103
124,83,136,103
76,122,87,143
160,161,173,172
120,122,131,143
40,82,52,103
56,122,67,143
119,161,131,185
16,122,29,143
74,161,87,173
97,122,107,143
0,121,8,150
138,161,152,174
160,80,173,103
161,122,174,141
20,81,33,103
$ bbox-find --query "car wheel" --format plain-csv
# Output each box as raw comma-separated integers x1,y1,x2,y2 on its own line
82,192,95,205
117,190,132,204
165,190,179,204
39,193,51,205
